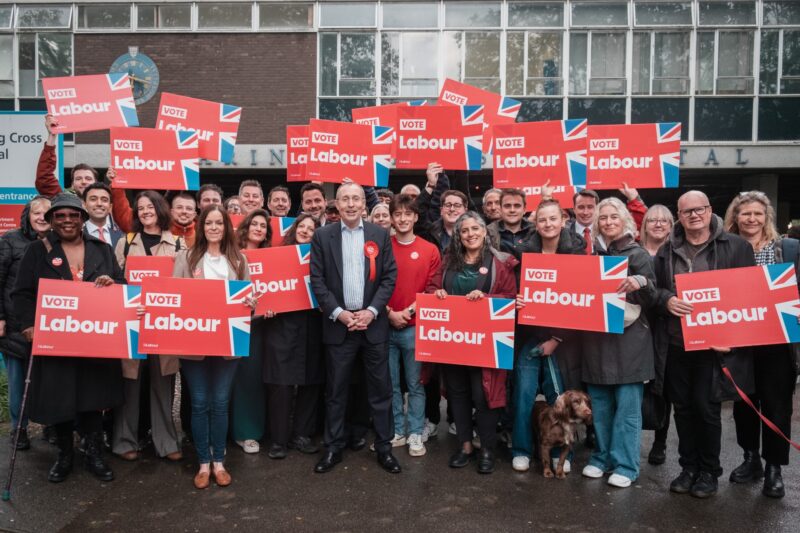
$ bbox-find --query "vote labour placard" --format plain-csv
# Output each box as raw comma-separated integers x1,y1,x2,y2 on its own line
110,127,200,191
394,105,484,171
124,255,175,285
306,119,393,187
414,293,515,370
243,244,318,315
518,254,629,333
351,101,426,158
439,78,521,153
492,119,587,210
156,93,241,164
286,125,308,182
139,277,253,357
32,279,144,359
586,123,681,190
676,263,800,351
43,73,139,134
270,216,295,246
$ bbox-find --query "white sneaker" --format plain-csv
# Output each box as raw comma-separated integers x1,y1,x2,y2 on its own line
552,458,571,473
448,422,457,435
512,456,530,472
236,440,260,454
608,473,632,488
582,465,604,478
407,434,426,457
421,420,438,442
391,434,407,447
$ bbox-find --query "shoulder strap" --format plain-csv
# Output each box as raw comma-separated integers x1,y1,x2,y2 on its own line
781,238,799,264
123,232,136,257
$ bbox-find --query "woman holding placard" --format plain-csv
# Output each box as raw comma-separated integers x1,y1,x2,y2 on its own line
261,214,325,459
723,191,798,499
230,209,272,455
112,190,184,463
580,198,657,489
426,211,517,474
170,205,254,489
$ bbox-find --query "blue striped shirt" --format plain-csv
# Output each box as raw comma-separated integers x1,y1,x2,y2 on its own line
331,220,379,322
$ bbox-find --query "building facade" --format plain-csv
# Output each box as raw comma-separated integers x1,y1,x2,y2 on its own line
1,1,798,225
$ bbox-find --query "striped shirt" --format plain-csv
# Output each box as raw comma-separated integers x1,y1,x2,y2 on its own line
341,220,365,310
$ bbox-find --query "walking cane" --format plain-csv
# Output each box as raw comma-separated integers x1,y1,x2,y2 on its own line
2,353,34,502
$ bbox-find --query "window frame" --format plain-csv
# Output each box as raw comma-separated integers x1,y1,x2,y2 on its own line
135,3,194,32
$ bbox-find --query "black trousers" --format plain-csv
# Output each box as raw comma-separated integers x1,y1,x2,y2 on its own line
55,411,103,440
654,401,672,446
665,345,723,477
266,384,321,446
733,345,795,465
443,364,499,451
323,332,393,454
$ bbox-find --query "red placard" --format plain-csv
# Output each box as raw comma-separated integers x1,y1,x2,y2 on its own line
414,293,515,370
42,73,138,133
124,255,175,285
439,78,520,153
518,253,628,333
243,244,317,315
139,277,253,357
492,119,588,210
286,125,309,182
351,101,426,158
676,264,800,351
32,279,143,359
270,216,296,246
0,204,24,236
156,93,241,164
110,127,200,191
395,105,484,171
586,123,681,190
306,119,392,187
229,214,245,229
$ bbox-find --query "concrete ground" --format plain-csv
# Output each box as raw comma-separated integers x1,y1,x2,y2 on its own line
0,398,797,533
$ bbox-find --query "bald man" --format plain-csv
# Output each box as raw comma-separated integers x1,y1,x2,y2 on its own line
652,190,755,499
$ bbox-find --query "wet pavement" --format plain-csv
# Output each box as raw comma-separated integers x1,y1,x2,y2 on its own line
0,398,798,533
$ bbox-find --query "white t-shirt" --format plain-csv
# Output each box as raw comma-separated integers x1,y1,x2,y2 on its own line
203,252,229,280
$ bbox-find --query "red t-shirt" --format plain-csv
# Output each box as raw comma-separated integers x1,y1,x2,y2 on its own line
388,235,441,327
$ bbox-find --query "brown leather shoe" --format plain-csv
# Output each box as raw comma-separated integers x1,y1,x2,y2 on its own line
117,451,139,461
213,467,232,487
165,451,183,461
193,470,210,490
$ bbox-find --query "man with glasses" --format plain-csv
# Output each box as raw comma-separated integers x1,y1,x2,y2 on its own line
653,190,755,499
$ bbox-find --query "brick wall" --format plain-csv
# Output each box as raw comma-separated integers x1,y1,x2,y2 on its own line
74,33,317,145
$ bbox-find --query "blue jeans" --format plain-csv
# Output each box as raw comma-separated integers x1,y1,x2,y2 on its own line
388,327,425,436
587,382,644,480
2,354,28,430
511,341,565,459
181,358,240,464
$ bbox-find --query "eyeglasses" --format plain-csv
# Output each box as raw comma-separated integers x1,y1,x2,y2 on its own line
678,206,710,217
647,218,671,226
52,211,82,221
443,203,464,210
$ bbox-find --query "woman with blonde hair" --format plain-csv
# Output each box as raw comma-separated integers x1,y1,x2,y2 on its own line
369,203,392,232
640,205,674,257
723,190,798,499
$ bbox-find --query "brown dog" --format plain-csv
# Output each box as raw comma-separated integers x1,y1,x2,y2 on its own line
532,390,593,479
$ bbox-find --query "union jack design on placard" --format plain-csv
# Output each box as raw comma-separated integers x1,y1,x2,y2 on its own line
462,105,485,170
107,73,140,127
489,297,516,321
600,256,629,280
226,279,253,305
296,243,311,265
775,300,800,344
498,97,522,120
493,331,515,370
563,118,588,141
228,316,252,357
176,130,200,190
272,217,295,244
657,122,681,188
602,293,626,334
303,274,319,309
216,104,240,163
764,262,797,291
461,105,484,127
373,125,394,187
124,285,146,360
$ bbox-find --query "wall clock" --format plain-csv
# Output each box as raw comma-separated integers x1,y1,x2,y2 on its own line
110,46,160,105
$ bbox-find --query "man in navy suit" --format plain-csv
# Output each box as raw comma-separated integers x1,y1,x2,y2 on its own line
310,182,400,474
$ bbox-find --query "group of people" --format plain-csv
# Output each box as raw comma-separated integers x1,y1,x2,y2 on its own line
0,116,796,499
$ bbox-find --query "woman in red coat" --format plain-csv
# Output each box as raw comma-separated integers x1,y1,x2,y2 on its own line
426,211,517,474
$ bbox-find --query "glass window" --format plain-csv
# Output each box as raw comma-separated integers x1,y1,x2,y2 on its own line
694,98,753,140
516,98,563,121
508,2,563,27
259,3,313,29
382,2,438,28
571,2,628,26
381,33,399,96
19,34,36,97
569,32,588,94
760,30,779,94
197,3,252,29
633,33,650,94
635,2,692,25
401,33,438,96
631,98,690,140
698,1,756,26
590,33,626,94
340,33,376,96
696,31,715,94
506,32,525,94
17,6,72,29
444,31,501,92
445,2,501,28
718,31,754,93
764,1,800,25
0,35,12,98
77,4,131,29
319,33,337,96
633,32,689,95
39,33,72,79
19,99,46,111
138,4,192,29
783,30,800,93
0,100,14,111
568,98,626,124
758,97,800,140
319,3,376,27
319,98,376,121
527,32,562,95
0,6,12,29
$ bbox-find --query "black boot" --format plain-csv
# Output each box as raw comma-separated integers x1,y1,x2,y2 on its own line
477,448,495,474
762,464,785,499
84,433,114,482
48,434,74,483
729,450,763,483
648,441,666,466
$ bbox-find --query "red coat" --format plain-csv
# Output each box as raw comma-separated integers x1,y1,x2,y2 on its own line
423,249,518,409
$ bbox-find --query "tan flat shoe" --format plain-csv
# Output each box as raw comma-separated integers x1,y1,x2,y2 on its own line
213,467,232,487
117,451,139,461
193,470,210,489
165,451,183,461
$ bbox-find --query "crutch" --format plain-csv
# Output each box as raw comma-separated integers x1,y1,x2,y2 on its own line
2,353,35,501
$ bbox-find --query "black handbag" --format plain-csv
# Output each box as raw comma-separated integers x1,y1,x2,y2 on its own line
0,332,32,360
641,382,667,431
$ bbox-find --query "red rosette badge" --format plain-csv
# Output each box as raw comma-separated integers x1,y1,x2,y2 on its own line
364,241,379,282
